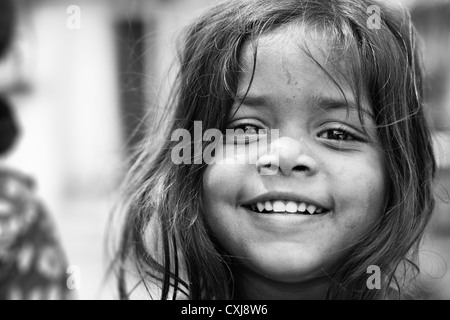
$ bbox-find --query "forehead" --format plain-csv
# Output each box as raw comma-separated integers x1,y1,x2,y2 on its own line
237,24,361,101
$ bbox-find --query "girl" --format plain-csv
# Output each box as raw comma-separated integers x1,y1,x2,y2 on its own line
113,0,436,300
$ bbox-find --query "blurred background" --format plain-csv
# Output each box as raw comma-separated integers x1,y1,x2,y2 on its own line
0,0,449,299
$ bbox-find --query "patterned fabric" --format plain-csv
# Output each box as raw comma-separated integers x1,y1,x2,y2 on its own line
0,168,72,300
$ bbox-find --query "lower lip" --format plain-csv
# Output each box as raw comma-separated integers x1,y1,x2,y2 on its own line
241,206,331,229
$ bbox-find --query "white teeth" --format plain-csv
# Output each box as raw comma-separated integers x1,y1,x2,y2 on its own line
272,201,286,212
285,201,298,213
248,200,326,214
256,202,265,212
298,202,307,213
306,205,317,214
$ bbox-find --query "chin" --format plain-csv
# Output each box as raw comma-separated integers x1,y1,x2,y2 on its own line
243,249,331,283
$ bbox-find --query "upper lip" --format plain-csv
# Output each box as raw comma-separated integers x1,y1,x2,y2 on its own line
240,191,331,210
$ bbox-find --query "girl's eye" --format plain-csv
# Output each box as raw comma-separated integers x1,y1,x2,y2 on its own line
234,124,262,135
318,128,357,141
225,123,267,144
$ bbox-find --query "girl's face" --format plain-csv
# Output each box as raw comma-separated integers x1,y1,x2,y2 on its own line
202,28,387,286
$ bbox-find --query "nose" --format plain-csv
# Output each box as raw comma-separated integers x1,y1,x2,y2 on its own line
256,136,319,176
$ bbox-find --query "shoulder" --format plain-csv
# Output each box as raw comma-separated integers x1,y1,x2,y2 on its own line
126,280,156,300
122,272,189,300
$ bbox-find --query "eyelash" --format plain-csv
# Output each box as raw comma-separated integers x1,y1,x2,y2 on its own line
317,127,360,142
225,122,266,144
227,122,363,144
230,124,264,134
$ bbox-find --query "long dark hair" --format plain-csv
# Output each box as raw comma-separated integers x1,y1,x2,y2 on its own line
112,0,436,299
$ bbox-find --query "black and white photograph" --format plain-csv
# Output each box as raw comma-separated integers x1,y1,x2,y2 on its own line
0,0,449,303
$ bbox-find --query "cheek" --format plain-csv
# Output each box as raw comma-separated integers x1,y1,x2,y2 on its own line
203,163,244,205
202,142,260,206
332,152,387,231
202,163,247,251
202,161,254,242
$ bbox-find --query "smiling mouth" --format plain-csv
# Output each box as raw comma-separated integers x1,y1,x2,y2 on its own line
243,200,330,215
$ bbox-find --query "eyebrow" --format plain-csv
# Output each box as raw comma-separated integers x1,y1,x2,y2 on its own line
314,96,375,121
234,94,271,107
235,93,374,119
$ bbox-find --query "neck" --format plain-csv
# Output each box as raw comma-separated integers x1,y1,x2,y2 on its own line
233,267,331,300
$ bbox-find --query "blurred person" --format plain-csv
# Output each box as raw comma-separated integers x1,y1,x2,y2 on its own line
113,0,436,299
0,0,71,300
411,1,450,132
410,0,450,300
